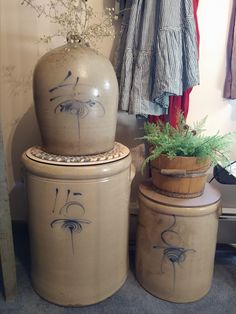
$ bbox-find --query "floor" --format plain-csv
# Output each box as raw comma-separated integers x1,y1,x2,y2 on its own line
1,224,236,314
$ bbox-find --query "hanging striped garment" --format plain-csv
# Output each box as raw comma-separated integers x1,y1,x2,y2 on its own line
224,1,236,99
115,0,200,116
149,0,200,127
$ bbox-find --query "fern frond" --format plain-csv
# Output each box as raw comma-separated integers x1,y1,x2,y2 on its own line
141,116,236,170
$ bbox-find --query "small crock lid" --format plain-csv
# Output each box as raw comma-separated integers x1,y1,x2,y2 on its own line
25,142,129,166
139,181,221,208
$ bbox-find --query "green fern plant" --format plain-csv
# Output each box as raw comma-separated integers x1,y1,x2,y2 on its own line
142,115,236,169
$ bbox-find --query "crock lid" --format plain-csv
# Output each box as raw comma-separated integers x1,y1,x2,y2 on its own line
25,142,129,166
139,181,221,208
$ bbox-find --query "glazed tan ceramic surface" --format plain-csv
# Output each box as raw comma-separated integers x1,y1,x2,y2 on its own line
136,182,221,303
151,155,211,198
33,43,118,156
22,146,134,306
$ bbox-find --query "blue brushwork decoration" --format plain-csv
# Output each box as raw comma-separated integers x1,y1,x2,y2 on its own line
153,215,195,291
49,70,105,143
59,200,85,215
50,188,91,254
52,188,59,213
51,218,91,254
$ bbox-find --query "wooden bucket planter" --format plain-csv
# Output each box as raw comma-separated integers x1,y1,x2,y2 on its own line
150,154,211,198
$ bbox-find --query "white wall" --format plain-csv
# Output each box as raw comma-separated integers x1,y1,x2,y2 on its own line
0,0,235,220
189,0,236,157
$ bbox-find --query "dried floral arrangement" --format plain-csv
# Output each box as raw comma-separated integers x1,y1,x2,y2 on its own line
21,0,117,47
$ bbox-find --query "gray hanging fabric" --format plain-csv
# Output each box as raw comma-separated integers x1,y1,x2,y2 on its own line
119,0,127,11
224,1,236,99
115,0,200,115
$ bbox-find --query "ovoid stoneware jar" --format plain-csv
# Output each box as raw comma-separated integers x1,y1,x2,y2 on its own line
22,143,135,306
33,39,118,156
136,182,221,303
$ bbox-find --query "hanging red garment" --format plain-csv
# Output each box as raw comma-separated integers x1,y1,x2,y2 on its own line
148,0,200,127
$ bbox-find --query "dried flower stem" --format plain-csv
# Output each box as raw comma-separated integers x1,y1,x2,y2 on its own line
21,0,117,47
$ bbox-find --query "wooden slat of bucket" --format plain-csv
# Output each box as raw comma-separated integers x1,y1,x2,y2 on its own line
151,154,211,172
153,184,204,198
151,155,211,198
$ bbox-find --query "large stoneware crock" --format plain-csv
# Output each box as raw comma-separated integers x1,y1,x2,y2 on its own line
22,143,135,306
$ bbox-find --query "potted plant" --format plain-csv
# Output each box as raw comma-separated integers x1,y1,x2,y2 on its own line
142,115,236,198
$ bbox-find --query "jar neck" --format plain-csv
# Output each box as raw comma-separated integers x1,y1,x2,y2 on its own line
66,32,87,46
